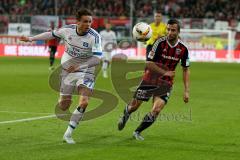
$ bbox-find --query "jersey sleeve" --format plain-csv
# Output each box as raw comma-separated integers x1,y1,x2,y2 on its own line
146,38,162,61
92,34,103,58
52,28,65,39
181,48,190,67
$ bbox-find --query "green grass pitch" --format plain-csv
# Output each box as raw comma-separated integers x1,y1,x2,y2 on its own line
0,57,239,160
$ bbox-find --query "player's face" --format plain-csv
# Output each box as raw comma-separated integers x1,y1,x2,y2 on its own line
105,23,111,30
167,24,179,41
77,15,92,33
154,13,162,23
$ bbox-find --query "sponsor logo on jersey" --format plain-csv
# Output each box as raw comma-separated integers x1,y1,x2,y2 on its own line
162,54,179,61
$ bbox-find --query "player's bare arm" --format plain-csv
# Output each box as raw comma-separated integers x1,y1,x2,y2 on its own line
183,67,190,103
146,61,175,78
20,32,55,42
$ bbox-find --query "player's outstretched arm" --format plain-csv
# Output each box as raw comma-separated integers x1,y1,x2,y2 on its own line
20,32,55,42
19,36,31,42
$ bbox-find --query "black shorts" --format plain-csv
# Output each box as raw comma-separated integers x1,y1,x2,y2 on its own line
49,46,57,54
133,80,172,103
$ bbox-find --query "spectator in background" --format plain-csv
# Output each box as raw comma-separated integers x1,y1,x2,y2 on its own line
0,0,239,21
47,21,59,70
100,23,117,78
146,11,167,58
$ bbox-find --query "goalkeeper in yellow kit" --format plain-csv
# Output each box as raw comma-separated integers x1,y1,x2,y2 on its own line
146,11,167,57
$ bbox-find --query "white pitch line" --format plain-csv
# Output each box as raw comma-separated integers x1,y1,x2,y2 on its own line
0,114,56,125
0,110,53,115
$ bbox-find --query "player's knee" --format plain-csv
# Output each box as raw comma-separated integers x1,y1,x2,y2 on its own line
152,97,165,115
79,98,89,108
58,99,72,111
152,106,161,115
128,99,141,112
104,60,109,63
132,99,142,107
152,103,164,116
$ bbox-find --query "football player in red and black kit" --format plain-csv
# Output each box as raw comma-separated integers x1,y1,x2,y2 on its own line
118,19,190,140
47,22,59,70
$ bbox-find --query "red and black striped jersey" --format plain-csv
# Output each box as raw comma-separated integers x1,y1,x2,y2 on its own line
143,36,190,86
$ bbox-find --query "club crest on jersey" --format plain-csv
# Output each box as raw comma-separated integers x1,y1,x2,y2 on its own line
176,48,181,55
83,42,89,47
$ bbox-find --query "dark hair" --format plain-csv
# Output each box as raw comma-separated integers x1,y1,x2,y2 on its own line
167,19,181,32
76,8,92,21
154,10,162,14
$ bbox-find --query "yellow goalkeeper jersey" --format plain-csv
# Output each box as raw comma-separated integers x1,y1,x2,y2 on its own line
147,22,167,45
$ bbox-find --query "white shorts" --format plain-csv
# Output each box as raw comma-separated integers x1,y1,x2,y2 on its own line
60,69,95,95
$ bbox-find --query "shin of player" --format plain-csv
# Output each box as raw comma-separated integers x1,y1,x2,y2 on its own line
62,87,92,144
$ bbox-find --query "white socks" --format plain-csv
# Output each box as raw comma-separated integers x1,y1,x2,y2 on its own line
102,61,108,78
64,107,85,136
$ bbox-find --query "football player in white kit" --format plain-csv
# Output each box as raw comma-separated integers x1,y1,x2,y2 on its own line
20,9,102,144
99,23,117,78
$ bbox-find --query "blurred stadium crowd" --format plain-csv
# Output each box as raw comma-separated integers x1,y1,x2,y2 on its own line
0,0,239,20
0,0,240,62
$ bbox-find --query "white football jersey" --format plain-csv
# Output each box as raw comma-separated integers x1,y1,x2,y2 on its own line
52,24,102,73
100,30,117,52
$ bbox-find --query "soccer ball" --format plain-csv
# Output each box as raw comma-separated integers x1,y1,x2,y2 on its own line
132,22,152,42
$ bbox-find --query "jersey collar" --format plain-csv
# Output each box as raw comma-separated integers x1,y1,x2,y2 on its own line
76,27,88,36
167,38,180,48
